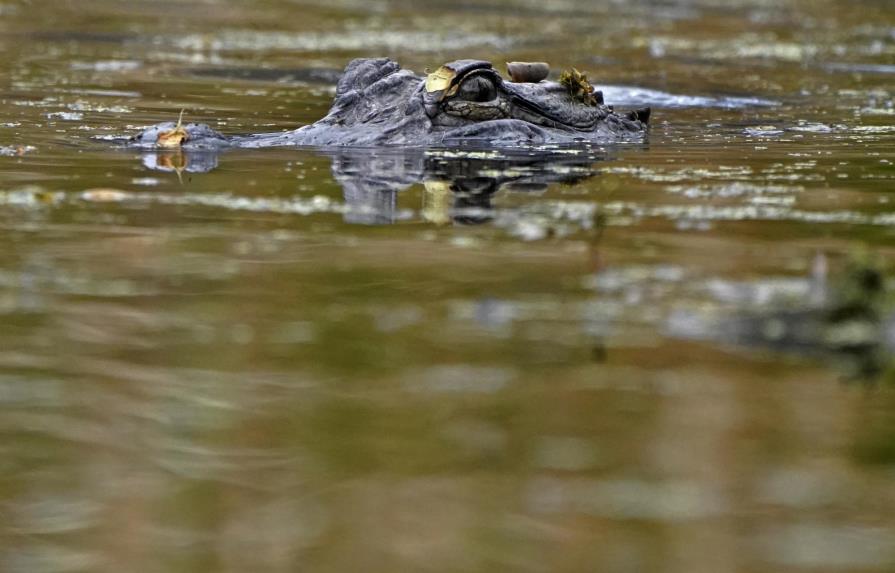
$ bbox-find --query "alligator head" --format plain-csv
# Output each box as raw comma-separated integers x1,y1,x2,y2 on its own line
130,57,650,149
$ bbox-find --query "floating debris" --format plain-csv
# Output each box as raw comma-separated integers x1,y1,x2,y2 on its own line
47,111,84,121
425,66,456,94
506,61,549,83
0,145,35,156
0,145,34,157
80,189,129,202
156,109,188,148
559,68,598,106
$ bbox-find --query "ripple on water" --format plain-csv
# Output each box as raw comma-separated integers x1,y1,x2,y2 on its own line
601,201,895,227
754,524,895,569
168,30,512,53
46,111,84,121
527,477,727,521
3,546,102,573
851,125,895,134
788,122,835,133
825,62,895,75
601,85,777,109
404,365,516,394
1,1,895,571
69,60,142,72
9,495,102,535
665,182,802,199
744,125,785,137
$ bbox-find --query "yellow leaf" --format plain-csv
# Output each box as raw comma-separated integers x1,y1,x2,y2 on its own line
425,66,456,94
157,109,189,148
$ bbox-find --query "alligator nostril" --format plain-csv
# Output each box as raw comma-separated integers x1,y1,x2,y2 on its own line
636,107,651,124
625,107,651,124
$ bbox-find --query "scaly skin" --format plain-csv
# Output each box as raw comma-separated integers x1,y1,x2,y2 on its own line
130,58,650,149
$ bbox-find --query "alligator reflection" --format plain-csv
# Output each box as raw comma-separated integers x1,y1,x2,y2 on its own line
328,149,602,225
134,149,890,381
141,150,219,174
137,146,605,225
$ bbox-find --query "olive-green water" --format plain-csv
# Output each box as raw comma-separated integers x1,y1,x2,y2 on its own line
2,1,895,571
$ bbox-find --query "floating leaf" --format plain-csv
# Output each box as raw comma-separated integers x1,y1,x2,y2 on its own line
424,65,464,100
559,68,598,106
156,109,189,148
425,66,456,94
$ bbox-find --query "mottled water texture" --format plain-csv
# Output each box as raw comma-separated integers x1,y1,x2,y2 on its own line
1,0,895,572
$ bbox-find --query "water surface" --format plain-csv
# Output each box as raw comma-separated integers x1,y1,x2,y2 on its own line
1,1,895,571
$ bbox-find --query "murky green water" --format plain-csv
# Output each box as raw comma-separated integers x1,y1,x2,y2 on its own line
2,0,895,571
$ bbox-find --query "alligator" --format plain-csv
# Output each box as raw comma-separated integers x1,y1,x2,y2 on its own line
130,58,650,149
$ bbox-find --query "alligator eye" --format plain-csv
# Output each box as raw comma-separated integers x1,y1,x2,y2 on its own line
455,75,497,102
